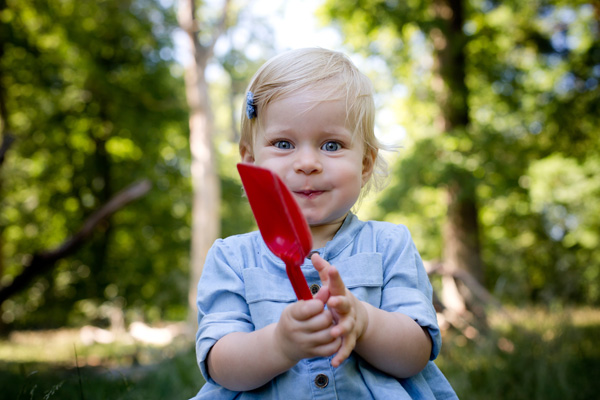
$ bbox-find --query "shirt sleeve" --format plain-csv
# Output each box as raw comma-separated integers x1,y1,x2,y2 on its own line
194,238,254,384
379,224,442,360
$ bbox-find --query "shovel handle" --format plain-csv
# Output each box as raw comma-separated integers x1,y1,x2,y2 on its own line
285,262,313,301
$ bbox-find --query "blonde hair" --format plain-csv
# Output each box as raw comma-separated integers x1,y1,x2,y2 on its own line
240,47,388,195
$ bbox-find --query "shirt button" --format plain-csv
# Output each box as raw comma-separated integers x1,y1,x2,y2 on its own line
314,373,329,388
307,250,320,259
310,284,321,295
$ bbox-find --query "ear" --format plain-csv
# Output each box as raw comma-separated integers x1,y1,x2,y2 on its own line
361,148,377,187
240,143,255,164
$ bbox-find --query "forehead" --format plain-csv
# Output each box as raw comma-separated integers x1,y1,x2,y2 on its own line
271,81,344,104
262,84,348,119
263,97,347,132
272,87,341,108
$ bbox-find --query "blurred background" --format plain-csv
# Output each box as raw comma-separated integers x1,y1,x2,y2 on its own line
0,0,599,399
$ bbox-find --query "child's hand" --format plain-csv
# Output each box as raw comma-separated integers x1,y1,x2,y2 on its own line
274,298,341,365
311,253,368,368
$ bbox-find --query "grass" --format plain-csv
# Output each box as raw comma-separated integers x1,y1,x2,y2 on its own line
0,350,203,400
0,306,598,399
0,330,204,400
437,306,600,400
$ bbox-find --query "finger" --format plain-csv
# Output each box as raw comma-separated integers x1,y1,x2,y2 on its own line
331,336,357,368
310,336,343,358
327,295,351,315
331,345,351,367
329,310,354,338
304,308,336,332
327,265,346,297
313,285,330,304
291,299,326,321
311,253,331,285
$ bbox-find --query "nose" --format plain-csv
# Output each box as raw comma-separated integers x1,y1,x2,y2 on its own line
293,146,322,175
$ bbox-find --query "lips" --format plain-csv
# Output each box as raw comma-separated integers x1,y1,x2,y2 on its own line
293,190,324,199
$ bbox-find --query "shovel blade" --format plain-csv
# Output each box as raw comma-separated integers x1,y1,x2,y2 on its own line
237,163,313,300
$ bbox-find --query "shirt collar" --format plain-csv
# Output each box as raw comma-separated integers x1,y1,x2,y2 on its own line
257,212,364,265
312,212,363,262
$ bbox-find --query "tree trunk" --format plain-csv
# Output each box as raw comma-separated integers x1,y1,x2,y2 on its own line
432,0,484,315
443,181,482,281
0,0,11,286
186,59,221,328
178,0,230,329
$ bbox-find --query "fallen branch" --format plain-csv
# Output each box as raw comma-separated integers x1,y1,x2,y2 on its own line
0,179,152,306
425,259,510,339
424,260,503,310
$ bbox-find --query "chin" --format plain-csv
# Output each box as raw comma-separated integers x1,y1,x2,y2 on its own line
305,216,322,226
305,212,347,227
304,213,326,226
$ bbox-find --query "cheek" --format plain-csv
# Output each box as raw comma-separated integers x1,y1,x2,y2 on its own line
335,161,365,191
251,157,291,181
254,156,282,171
251,147,273,165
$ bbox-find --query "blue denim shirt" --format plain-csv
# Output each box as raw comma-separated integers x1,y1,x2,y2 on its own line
190,213,458,399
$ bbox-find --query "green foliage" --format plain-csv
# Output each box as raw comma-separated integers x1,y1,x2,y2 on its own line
322,1,600,304
0,0,192,328
0,0,261,330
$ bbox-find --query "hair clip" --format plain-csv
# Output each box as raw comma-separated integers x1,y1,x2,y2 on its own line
246,91,257,120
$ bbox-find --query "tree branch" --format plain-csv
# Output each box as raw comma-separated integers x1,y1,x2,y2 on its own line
0,179,152,306
177,0,231,59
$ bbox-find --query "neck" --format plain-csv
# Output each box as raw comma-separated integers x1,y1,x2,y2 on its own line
309,213,348,249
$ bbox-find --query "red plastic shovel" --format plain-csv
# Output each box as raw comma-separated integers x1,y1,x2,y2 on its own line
237,163,313,301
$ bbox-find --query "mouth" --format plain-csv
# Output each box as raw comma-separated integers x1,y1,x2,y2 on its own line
293,190,324,199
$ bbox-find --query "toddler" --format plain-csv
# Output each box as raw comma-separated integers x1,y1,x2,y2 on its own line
189,47,458,399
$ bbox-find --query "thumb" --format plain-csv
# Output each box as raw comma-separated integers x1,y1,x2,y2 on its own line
313,285,330,304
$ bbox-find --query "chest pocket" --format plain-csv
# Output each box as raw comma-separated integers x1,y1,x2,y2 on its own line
333,253,383,308
242,253,384,330
243,267,297,330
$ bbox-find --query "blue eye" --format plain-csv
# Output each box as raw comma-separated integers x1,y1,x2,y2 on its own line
274,140,293,150
321,141,341,152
